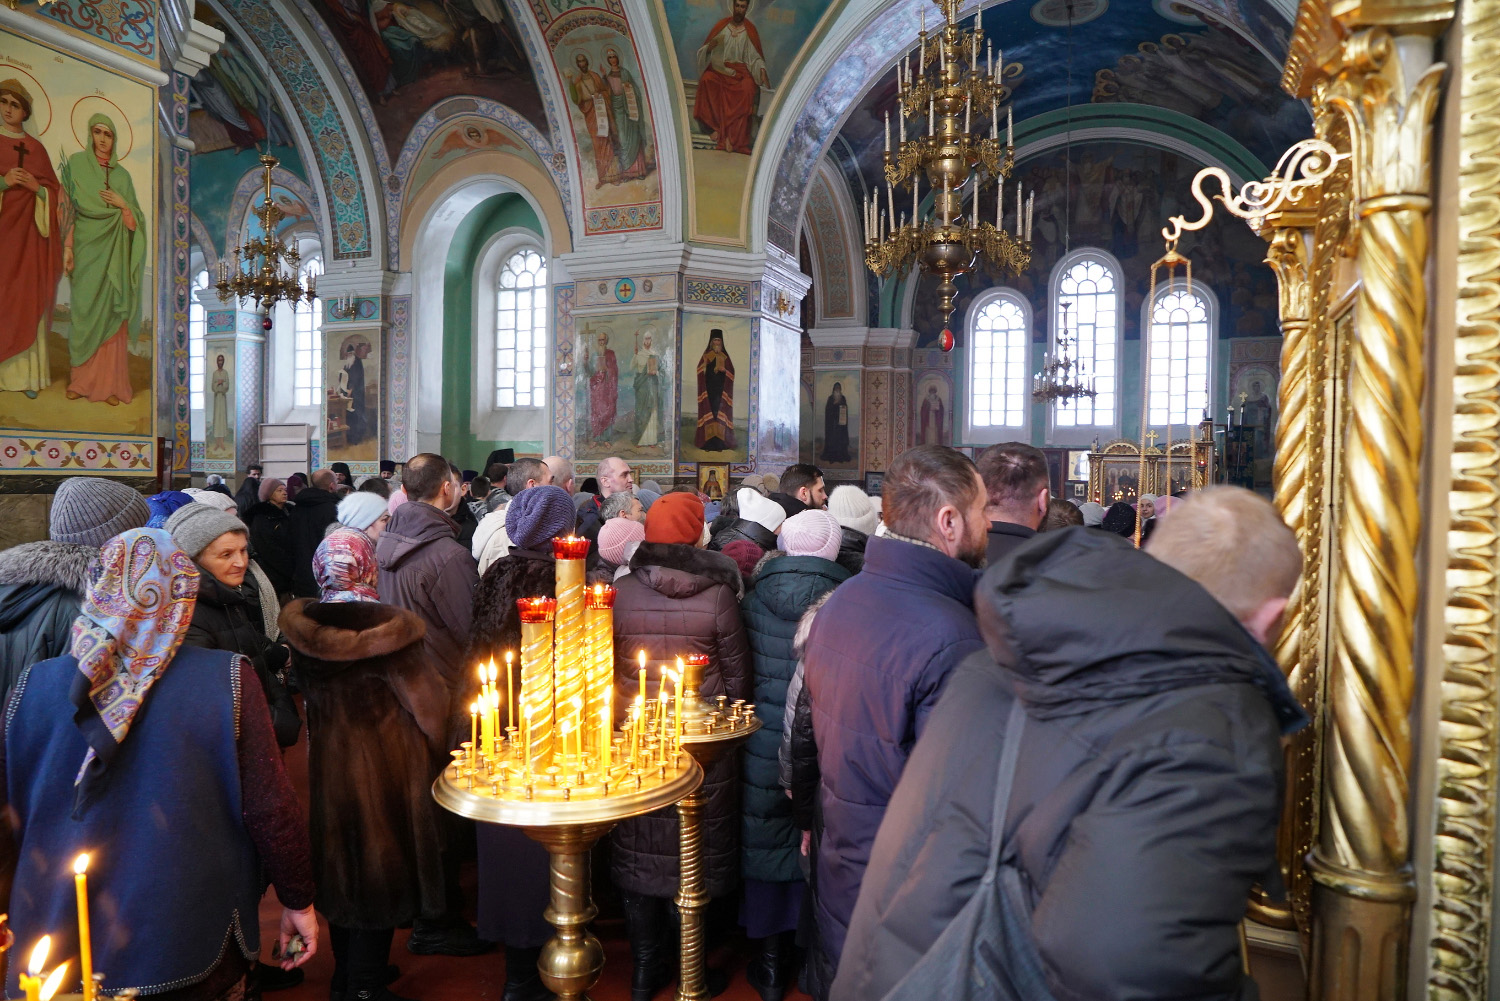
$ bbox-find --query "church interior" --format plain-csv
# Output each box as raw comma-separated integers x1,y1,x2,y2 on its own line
0,0,1494,996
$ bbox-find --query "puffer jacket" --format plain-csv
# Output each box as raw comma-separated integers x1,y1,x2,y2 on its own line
833,527,1309,1001
0,540,94,705
376,500,477,700
835,527,868,575
181,564,301,747
740,551,850,883
708,518,778,554
609,541,753,899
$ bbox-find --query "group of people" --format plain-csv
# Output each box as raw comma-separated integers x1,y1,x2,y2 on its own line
0,440,1303,1001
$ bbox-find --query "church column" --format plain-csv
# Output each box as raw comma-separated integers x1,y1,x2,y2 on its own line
759,251,811,472
199,289,265,478
317,264,401,475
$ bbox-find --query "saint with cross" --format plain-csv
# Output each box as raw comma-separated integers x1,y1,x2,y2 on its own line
0,77,62,398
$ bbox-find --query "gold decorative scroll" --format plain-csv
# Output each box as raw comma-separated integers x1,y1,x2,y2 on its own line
1430,0,1500,995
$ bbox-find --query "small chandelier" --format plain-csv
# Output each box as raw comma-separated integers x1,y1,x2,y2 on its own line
1032,300,1096,405
216,152,316,309
864,0,1033,335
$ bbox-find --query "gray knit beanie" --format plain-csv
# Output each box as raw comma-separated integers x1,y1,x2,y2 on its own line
49,477,151,548
165,502,247,559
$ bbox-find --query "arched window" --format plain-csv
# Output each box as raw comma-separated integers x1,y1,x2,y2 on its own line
293,256,324,408
965,289,1031,440
1145,282,1214,428
494,248,547,409
1050,250,1120,435
189,270,209,412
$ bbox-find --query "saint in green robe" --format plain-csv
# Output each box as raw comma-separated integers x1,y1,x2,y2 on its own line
60,113,147,368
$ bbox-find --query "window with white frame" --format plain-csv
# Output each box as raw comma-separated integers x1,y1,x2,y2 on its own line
1146,283,1214,428
494,248,548,409
293,257,325,408
967,290,1031,435
1051,252,1119,431
189,269,208,412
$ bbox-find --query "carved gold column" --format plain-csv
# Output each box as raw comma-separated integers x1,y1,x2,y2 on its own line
1302,21,1446,1001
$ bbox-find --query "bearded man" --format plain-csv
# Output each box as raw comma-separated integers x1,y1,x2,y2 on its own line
693,0,770,154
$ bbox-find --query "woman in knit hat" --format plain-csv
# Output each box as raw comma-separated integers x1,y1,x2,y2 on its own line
312,492,390,603
610,491,752,1000
826,484,879,574
146,489,194,528
0,476,150,705
167,503,301,750
709,487,786,555
184,486,240,514
247,477,297,600
466,482,577,1001
595,516,646,583
737,507,852,997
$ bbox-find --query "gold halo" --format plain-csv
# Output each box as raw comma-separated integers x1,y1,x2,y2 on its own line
0,64,52,137
71,95,134,161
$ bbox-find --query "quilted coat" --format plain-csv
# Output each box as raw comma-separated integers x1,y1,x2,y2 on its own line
608,541,753,898
0,540,93,706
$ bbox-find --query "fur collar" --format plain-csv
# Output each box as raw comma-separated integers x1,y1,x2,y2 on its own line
279,598,427,662
630,541,745,598
0,540,96,592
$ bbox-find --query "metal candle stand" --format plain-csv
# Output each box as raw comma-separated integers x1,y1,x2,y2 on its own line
674,654,762,1001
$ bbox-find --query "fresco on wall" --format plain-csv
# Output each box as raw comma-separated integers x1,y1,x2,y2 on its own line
325,329,381,462
913,373,951,446
205,341,237,461
812,369,860,472
0,35,156,441
310,0,546,163
244,183,315,243
573,308,676,462
908,143,1281,349
756,320,799,467
680,312,749,463
408,116,541,194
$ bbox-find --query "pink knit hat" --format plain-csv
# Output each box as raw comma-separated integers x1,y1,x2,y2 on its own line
387,486,408,515
598,517,646,566
779,510,841,561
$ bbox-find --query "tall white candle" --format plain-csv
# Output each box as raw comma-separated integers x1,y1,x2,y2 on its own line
1027,192,1035,241
885,111,891,153
987,40,993,78
913,178,920,224
943,175,951,226
929,96,935,135
1016,184,1022,237
1008,106,1014,147
888,183,896,233
997,176,1004,228
964,94,971,134
971,182,979,226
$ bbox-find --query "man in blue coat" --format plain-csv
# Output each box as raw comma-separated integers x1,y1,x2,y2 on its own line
801,445,989,994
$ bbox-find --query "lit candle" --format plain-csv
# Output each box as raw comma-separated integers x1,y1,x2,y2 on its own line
518,597,557,771
21,937,50,1001
552,537,589,756
74,854,94,1001
489,688,502,758
39,965,67,1001
505,650,515,731
585,585,616,754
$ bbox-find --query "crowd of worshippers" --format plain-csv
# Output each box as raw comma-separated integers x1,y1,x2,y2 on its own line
0,442,1303,1001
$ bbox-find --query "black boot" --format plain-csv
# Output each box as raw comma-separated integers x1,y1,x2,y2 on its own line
407,917,496,957
256,961,305,993
620,892,674,1001
330,922,399,1001
501,946,554,1001
349,929,418,1001
745,932,795,1001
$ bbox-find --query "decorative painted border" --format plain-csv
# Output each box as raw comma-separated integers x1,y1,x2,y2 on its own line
577,274,677,307
386,294,411,460
551,282,577,460
236,336,264,473
685,278,751,308
1,434,156,473
171,71,192,473
29,0,155,63
323,296,382,325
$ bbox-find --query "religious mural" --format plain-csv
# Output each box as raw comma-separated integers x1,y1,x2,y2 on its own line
679,312,749,463
913,372,951,446
325,329,381,462
574,308,676,462
756,319,800,467
408,116,540,194
309,0,545,163
0,34,155,442
813,369,860,473
552,9,660,228
205,342,237,461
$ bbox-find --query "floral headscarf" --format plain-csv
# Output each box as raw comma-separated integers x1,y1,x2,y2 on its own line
69,528,199,806
314,526,380,603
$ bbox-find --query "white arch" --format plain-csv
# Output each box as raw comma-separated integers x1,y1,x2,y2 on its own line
962,287,1034,444
800,155,868,327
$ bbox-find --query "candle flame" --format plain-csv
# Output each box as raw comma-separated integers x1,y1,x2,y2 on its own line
73,853,89,875
505,650,514,666
28,936,50,976
638,650,646,668
39,962,68,1001
471,702,479,715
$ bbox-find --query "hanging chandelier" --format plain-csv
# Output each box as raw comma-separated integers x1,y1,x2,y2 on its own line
215,152,316,309
864,0,1033,337
1032,299,1097,404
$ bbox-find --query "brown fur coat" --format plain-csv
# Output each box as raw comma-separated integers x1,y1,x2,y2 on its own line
279,599,448,928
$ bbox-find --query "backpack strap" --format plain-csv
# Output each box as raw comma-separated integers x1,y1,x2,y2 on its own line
981,697,1028,886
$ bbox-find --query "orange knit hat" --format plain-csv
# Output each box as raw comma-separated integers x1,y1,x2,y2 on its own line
644,492,705,545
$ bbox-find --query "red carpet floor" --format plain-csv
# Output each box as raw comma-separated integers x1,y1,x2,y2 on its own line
256,725,809,1001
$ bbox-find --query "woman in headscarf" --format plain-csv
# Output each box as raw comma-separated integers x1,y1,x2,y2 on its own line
286,471,308,501
60,113,146,405
0,528,316,1001
313,492,390,603
1102,500,1137,538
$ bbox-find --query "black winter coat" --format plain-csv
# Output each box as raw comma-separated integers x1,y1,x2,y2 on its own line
289,488,341,597
708,518,778,554
834,527,868,575
0,541,93,707
833,528,1308,1001
739,552,849,884
609,542,753,899
234,476,262,519
247,501,296,597
280,599,449,928
182,566,302,747
984,519,1036,567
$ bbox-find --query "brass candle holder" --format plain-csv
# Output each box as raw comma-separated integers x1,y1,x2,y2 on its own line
674,654,762,1001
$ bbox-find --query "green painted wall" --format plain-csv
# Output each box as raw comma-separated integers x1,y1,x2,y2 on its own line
441,193,546,471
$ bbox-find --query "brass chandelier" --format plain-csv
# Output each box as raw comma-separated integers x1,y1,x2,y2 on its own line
1032,300,1097,405
864,0,1033,335
215,152,317,309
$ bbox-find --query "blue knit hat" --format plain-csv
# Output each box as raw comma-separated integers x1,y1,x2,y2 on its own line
505,485,577,550
146,491,194,529
337,491,389,532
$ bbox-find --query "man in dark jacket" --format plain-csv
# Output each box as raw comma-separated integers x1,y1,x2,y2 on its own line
833,487,1307,1001
710,486,785,554
801,445,989,993
374,452,490,958
0,476,149,704
234,463,263,517
975,441,1048,566
577,456,633,541
289,468,342,597
769,463,827,519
